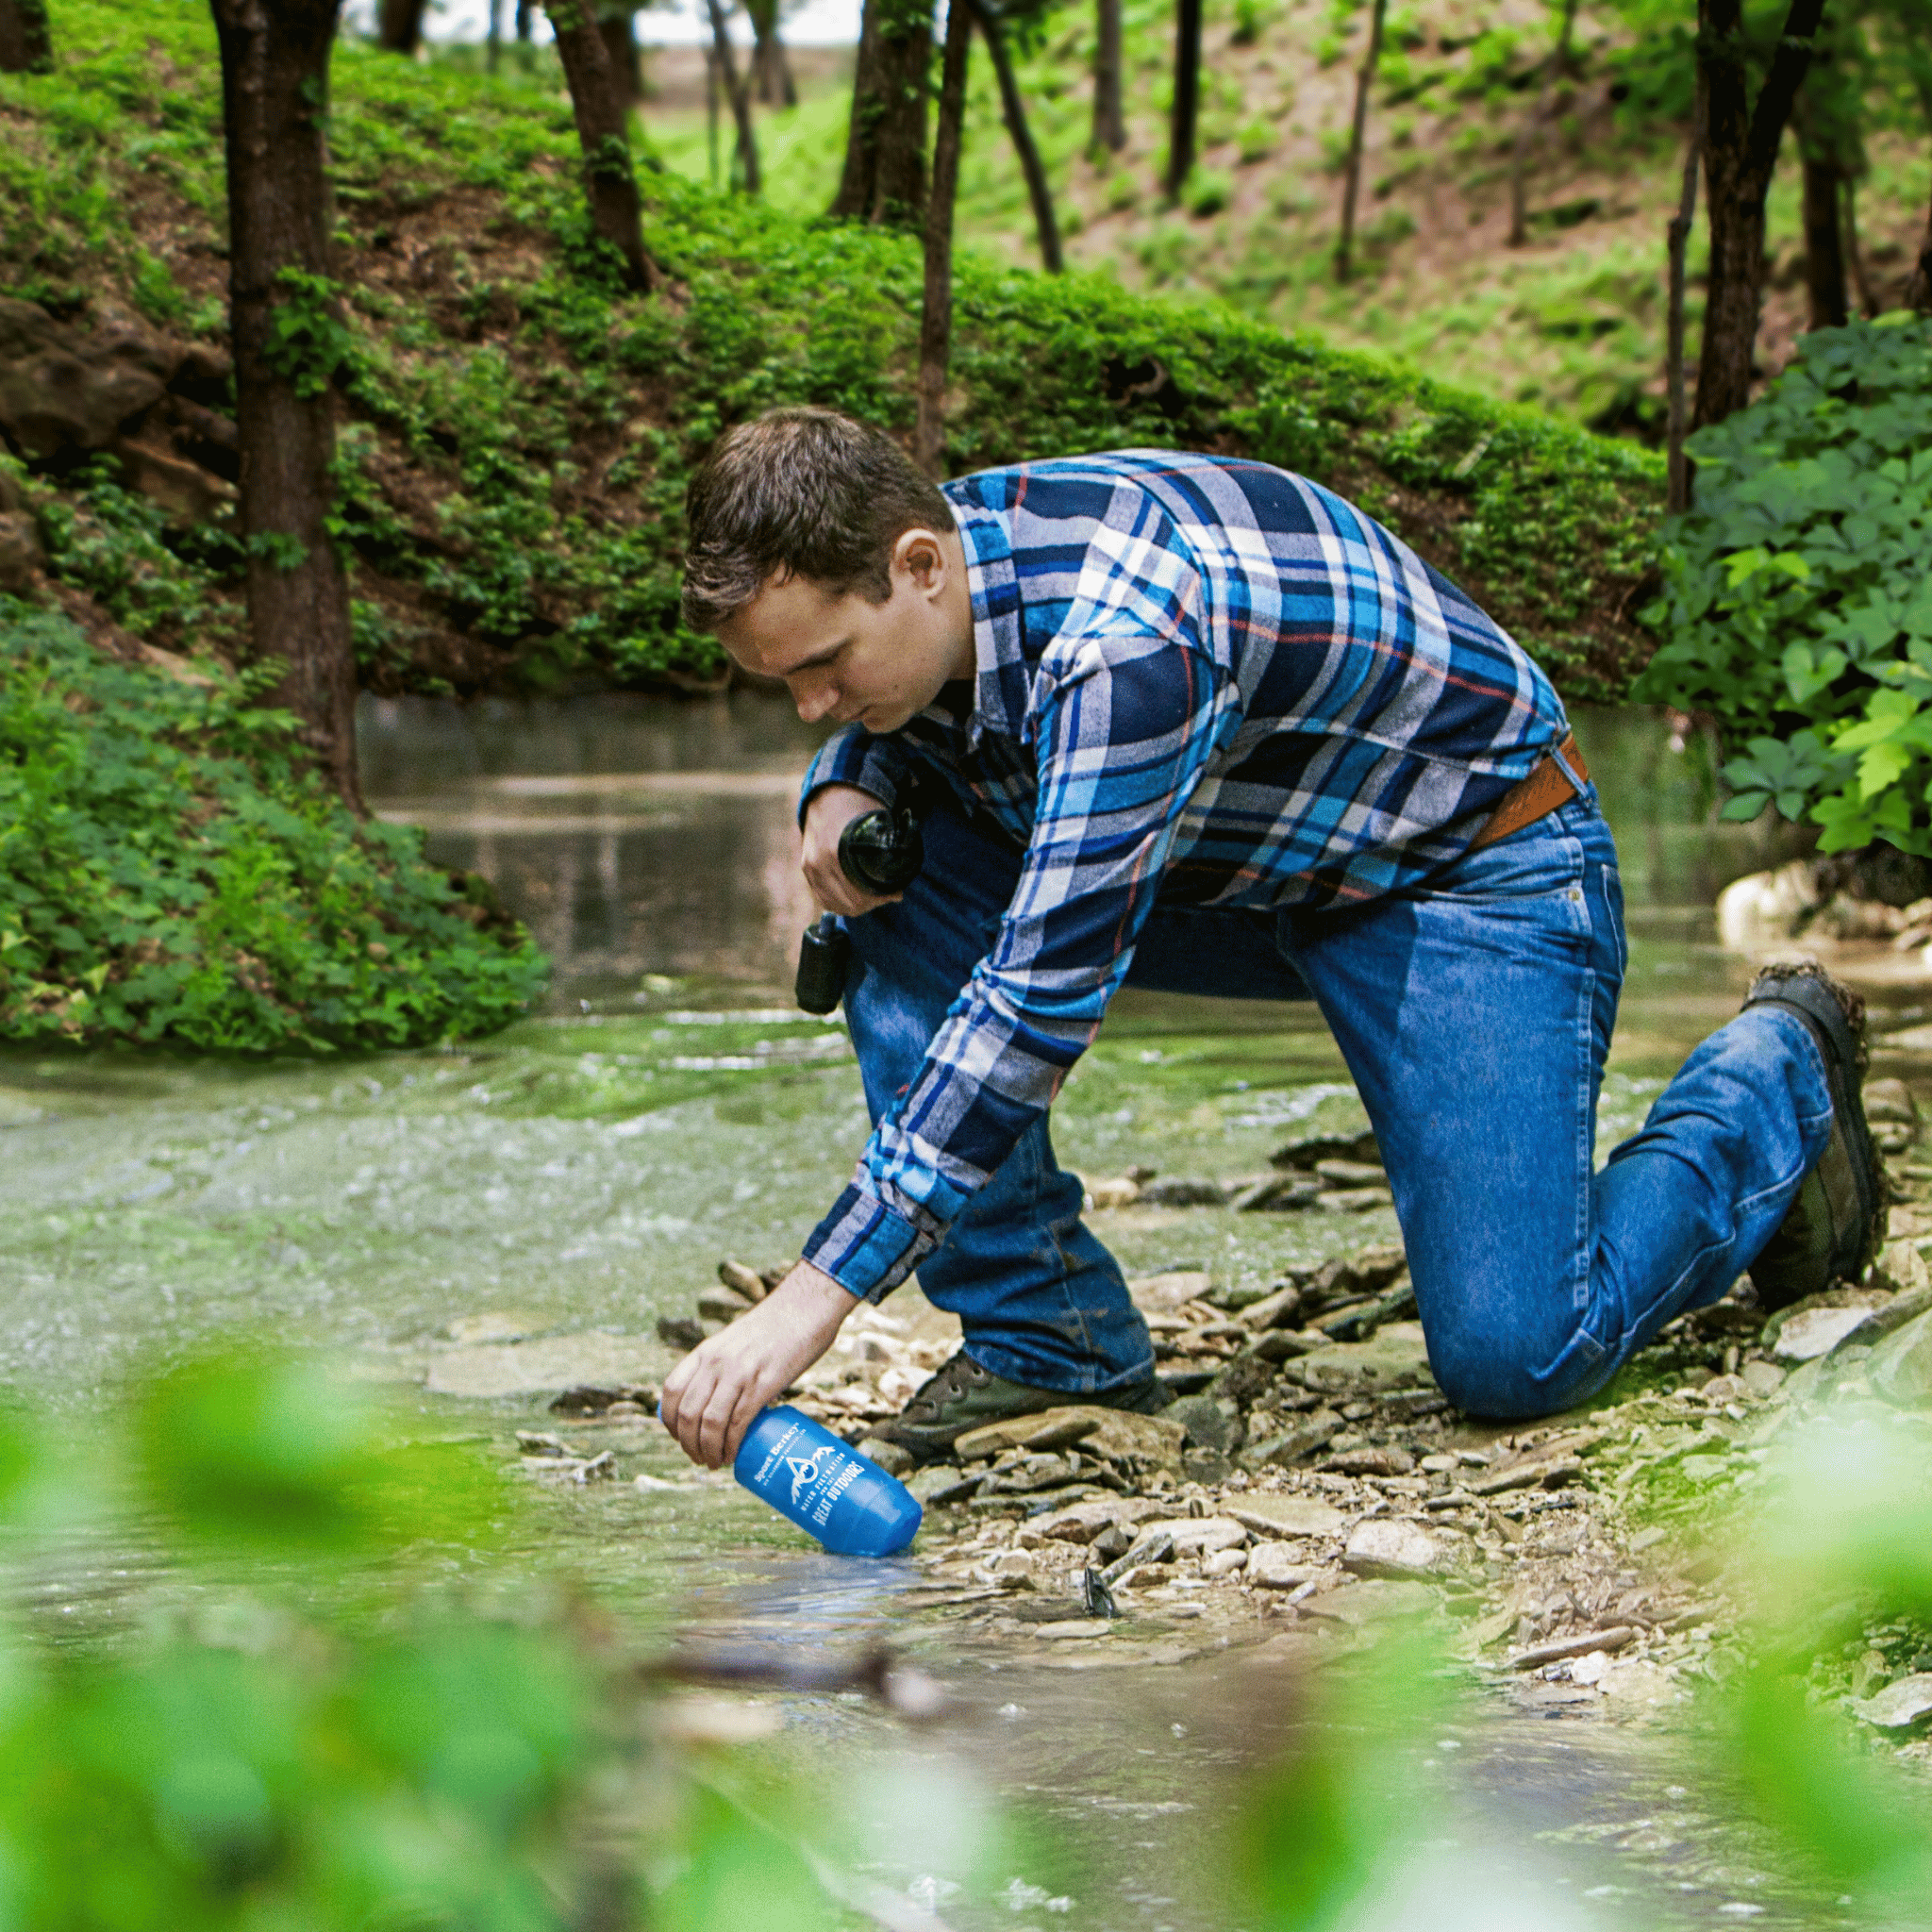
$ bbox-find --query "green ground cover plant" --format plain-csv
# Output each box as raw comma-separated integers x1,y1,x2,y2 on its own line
0,1,1662,701
0,602,546,1051
1635,316,1932,853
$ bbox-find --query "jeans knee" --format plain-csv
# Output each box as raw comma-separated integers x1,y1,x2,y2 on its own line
1424,1322,1607,1423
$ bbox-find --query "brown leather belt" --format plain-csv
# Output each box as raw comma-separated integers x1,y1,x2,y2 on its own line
1469,733,1590,851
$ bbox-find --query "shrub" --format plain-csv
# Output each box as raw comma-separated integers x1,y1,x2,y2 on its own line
0,605,547,1050
1633,316,1932,853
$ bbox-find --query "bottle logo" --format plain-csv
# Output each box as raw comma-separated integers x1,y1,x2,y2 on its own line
786,1446,834,1507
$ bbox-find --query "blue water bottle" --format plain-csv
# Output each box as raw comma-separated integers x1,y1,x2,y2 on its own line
733,1406,922,1557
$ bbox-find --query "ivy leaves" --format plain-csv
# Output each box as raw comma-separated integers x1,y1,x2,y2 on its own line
1635,314,1932,855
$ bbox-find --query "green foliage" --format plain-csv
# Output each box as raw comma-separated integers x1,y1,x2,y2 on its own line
263,267,358,400
1633,317,1932,852
0,605,547,1051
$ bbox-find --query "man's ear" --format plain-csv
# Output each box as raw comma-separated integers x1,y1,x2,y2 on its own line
892,525,947,596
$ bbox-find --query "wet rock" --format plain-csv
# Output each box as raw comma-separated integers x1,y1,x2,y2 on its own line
1849,1673,1932,1729
1227,1494,1347,1539
1286,1323,1434,1396
1341,1519,1446,1579
1768,1293,1891,1362
696,1284,755,1323
1323,1445,1416,1477
1870,1308,1932,1408
1142,1515,1249,1557
1168,1392,1242,1454
1127,1270,1214,1313
1241,1407,1344,1469
427,1333,664,1398
1245,1544,1327,1591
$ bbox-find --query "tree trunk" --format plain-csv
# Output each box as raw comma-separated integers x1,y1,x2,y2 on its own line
1908,177,1932,313
974,0,1062,272
0,0,53,72
705,0,761,194
1166,0,1202,200
1091,0,1124,154
376,0,425,54
748,0,797,106
597,8,641,105
1666,115,1701,515
1842,175,1880,316
515,0,534,41
1507,0,1578,248
488,0,503,72
1690,0,1827,430
208,0,361,813
1801,152,1848,328
706,44,722,189
915,0,973,479
1333,0,1388,281
830,0,930,225
546,0,661,290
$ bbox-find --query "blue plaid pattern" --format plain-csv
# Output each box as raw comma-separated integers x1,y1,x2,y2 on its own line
799,452,1569,1302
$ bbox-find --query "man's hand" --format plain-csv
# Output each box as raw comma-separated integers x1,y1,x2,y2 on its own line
659,1260,858,1468
802,783,904,919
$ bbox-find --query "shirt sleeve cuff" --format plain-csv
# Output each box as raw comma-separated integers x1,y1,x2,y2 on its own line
802,1183,939,1303
798,727,895,829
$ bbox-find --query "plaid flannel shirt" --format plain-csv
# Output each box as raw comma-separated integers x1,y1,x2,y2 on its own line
798,452,1569,1303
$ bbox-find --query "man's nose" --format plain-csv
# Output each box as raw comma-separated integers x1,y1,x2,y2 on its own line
792,680,837,724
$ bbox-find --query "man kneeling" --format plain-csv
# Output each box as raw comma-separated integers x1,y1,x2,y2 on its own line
658,408,1883,1471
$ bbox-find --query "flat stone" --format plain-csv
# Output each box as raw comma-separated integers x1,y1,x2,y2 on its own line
1314,1158,1389,1187
1324,1445,1415,1476
1316,1187,1394,1213
1128,1271,1214,1313
952,1409,1102,1459
446,1310,547,1346
1871,1309,1932,1408
1739,1359,1786,1397
1290,1324,1435,1395
1850,1673,1932,1729
1167,1393,1241,1454
1033,1619,1112,1641
1032,1497,1164,1543
1238,1282,1306,1330
1768,1292,1891,1361
1596,1659,1682,1709
1241,1408,1343,1469
1142,1515,1249,1557
1245,1544,1326,1590
1225,1494,1347,1539
1341,1518,1445,1580
425,1333,664,1398
1304,1578,1438,1624
696,1284,755,1323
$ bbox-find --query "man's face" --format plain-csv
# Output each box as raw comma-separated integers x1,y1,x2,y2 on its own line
715,527,972,735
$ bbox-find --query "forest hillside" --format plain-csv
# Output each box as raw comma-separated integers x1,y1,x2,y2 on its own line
0,0,1659,706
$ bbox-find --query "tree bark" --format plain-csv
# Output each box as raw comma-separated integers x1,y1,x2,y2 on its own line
1801,151,1847,328
208,0,361,813
974,0,1062,272
1091,0,1124,154
1507,0,1578,248
1842,175,1880,316
596,8,642,105
915,0,973,480
748,0,797,106
545,0,662,289
376,0,425,54
705,0,761,193
1333,0,1388,281
0,0,53,72
1908,177,1932,313
515,0,534,41
488,0,503,72
830,0,930,225
706,44,722,189
1690,0,1827,430
1166,0,1202,200
1666,115,1701,515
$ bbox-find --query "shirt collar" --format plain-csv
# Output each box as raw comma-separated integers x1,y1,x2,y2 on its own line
947,492,1025,748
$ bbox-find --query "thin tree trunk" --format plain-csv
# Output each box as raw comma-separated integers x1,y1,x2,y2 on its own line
1691,0,1827,430
974,0,1062,272
597,8,641,105
748,0,797,106
1334,0,1388,281
208,0,361,813
706,43,722,189
830,0,930,225
772,32,796,108
515,0,534,41
1842,175,1880,315
1092,0,1124,154
1908,175,1932,312
916,0,973,480
1666,115,1701,516
1801,152,1848,328
488,0,503,72
546,0,662,291
0,0,53,72
1166,0,1202,200
705,0,761,194
1507,0,1578,248
376,0,425,54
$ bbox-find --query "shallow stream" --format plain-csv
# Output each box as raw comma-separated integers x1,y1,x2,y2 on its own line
2,694,1924,1930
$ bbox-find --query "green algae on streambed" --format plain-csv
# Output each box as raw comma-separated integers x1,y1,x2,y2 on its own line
0,695,1923,1931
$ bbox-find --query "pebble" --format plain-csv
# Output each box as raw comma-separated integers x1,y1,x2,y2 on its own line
1224,1494,1346,1539
1201,1547,1249,1578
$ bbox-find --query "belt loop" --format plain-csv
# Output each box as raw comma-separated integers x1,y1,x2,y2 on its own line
1549,736,1588,798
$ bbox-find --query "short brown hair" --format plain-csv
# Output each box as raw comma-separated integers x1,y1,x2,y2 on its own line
680,408,957,631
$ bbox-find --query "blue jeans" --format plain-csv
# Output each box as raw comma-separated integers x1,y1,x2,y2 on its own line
840,789,1834,1420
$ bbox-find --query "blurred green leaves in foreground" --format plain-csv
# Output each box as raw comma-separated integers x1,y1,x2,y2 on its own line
0,1349,1928,1930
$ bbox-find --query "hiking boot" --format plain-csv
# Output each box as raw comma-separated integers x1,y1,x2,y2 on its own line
867,1350,1171,1466
1742,961,1886,1311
